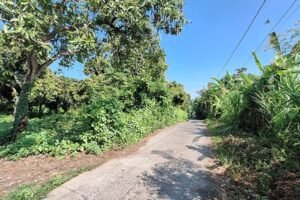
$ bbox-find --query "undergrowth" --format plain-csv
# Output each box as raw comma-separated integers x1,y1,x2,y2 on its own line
0,102,187,160
208,120,300,199
194,32,300,198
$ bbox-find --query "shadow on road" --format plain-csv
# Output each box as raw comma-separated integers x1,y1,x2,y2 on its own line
186,144,213,160
141,150,217,200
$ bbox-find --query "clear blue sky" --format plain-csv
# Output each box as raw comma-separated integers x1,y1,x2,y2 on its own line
50,0,299,97
161,0,299,98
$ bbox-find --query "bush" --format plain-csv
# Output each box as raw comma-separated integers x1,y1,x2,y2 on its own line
0,98,187,160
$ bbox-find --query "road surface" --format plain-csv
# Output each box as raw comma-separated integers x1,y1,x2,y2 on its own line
46,120,221,200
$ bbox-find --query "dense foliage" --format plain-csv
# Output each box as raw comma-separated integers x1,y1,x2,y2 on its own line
0,0,190,159
0,59,189,160
193,31,300,198
0,0,186,140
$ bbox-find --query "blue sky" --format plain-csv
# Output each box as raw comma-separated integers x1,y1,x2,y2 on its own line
161,0,299,97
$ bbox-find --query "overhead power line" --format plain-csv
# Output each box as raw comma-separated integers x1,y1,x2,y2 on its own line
277,4,300,30
243,0,298,66
217,0,267,77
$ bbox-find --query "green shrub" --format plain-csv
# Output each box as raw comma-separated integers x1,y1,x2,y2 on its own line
0,98,187,160
83,141,101,155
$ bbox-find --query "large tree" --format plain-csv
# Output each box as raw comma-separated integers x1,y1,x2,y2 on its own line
0,0,186,140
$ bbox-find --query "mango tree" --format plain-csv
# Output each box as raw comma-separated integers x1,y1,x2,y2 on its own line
0,0,186,141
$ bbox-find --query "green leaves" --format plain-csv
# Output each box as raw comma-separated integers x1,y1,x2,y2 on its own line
0,0,186,121
252,51,264,73
1,0,185,65
295,53,300,65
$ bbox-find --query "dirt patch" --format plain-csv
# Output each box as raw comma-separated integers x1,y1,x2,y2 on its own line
0,125,173,198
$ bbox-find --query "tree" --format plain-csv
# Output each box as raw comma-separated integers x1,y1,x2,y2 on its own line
0,0,186,140
29,69,82,116
168,81,190,111
81,35,172,112
0,33,27,114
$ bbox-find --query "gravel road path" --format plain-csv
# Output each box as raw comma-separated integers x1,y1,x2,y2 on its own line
46,120,222,200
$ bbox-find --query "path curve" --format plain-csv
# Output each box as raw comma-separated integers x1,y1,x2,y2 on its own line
46,120,222,200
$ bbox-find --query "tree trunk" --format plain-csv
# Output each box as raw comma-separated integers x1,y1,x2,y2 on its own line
10,52,39,141
12,87,19,116
9,48,65,141
10,81,34,141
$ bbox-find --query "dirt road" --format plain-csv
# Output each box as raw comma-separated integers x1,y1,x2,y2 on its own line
46,120,223,200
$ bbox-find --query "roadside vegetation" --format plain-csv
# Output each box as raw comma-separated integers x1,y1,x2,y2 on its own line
0,1,190,198
193,29,300,198
0,0,189,161
0,72,189,159
3,167,93,200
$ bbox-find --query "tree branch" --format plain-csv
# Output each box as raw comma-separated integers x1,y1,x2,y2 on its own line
44,22,95,42
43,24,82,42
40,50,72,70
103,17,127,34
13,74,22,87
0,17,9,23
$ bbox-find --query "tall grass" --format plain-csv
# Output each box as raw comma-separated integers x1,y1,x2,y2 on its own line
194,34,300,198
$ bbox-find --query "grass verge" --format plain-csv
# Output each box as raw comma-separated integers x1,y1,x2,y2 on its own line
3,165,96,200
207,119,300,199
